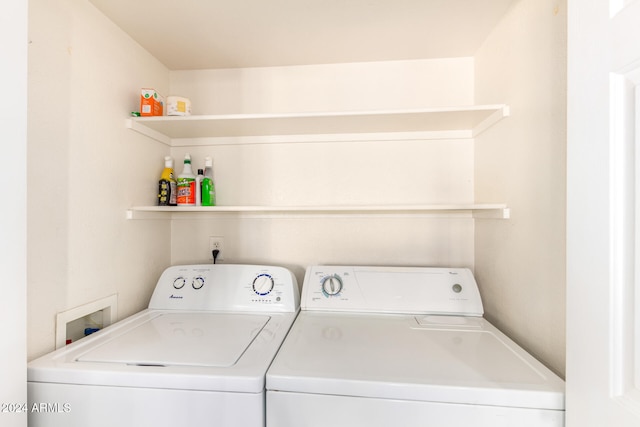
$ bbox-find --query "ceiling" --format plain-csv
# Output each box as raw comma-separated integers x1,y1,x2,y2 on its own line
89,0,514,70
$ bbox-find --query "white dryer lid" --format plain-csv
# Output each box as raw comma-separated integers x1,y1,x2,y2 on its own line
77,312,269,367
267,312,565,410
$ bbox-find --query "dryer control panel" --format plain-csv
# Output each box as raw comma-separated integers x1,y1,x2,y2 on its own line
149,264,300,313
302,265,483,316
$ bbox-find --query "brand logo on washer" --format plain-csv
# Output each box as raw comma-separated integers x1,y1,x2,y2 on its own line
169,294,183,299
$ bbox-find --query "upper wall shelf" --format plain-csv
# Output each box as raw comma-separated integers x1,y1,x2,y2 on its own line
126,104,510,146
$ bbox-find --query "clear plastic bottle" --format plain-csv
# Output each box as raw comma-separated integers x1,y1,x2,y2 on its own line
176,153,196,206
157,156,177,206
201,156,216,206
195,169,204,206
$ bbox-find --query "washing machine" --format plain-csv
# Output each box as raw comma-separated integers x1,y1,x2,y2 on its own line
266,265,565,427
28,264,300,427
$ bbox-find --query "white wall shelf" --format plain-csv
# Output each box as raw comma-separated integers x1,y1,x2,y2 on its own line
126,104,510,146
126,104,510,220
126,204,510,220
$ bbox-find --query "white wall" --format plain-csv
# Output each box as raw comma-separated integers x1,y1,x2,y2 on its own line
474,0,567,376
0,1,27,426
27,0,171,359
168,60,477,283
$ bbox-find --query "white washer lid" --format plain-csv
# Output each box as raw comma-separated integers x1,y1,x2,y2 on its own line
267,312,565,410
77,313,269,367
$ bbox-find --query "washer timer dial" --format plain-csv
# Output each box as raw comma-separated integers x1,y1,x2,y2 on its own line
321,274,343,297
253,274,275,296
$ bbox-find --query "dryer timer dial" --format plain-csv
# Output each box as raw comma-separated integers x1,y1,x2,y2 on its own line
321,274,343,297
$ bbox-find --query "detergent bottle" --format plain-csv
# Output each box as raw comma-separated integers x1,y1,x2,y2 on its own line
176,153,196,206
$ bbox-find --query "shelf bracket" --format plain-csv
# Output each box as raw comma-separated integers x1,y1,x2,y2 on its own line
125,118,172,145
472,105,510,138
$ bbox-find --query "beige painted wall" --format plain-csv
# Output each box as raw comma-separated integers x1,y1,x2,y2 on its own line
27,0,172,359
169,58,474,114
474,0,567,376
168,59,477,284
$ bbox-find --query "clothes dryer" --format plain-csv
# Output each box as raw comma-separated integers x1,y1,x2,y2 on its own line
267,266,564,427
28,264,299,427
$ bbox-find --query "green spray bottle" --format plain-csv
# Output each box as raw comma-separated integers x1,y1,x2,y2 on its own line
201,156,216,206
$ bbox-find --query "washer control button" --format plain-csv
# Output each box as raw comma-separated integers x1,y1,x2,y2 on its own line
253,274,275,296
192,276,205,290
452,284,463,293
173,277,186,289
321,274,343,297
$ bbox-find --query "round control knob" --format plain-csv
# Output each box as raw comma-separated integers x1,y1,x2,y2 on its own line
173,277,186,289
253,274,274,296
192,276,205,290
321,274,343,297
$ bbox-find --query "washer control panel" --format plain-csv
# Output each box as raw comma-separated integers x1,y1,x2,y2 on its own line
171,274,207,290
149,264,300,313
302,266,484,316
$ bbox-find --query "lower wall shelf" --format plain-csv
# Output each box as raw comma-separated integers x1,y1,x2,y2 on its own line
126,204,510,220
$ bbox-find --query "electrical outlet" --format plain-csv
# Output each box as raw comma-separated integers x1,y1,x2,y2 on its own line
209,236,224,260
